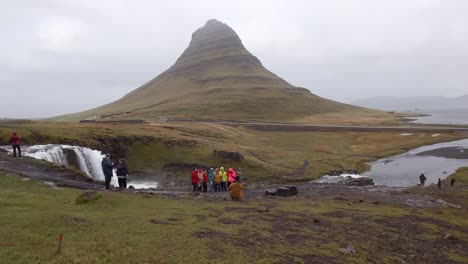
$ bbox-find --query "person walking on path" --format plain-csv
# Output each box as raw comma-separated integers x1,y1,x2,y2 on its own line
191,168,199,192
437,178,442,189
450,178,456,188
10,132,22,159
419,173,427,186
208,168,215,192
202,170,208,193
101,154,114,190
213,168,221,192
116,159,129,190
228,176,244,201
227,168,236,188
220,167,228,191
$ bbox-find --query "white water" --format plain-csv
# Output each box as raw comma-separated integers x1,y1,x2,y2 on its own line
313,173,364,184
3,144,119,186
2,144,159,189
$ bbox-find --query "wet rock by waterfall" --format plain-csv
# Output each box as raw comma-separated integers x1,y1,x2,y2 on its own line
6,144,119,186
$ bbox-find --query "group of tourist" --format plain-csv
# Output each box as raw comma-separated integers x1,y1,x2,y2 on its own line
191,167,244,200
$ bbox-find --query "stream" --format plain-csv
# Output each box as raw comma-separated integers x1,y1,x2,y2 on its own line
316,138,468,187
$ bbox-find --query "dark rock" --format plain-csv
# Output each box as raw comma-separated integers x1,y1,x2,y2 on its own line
75,191,102,204
213,150,244,161
265,189,276,196
128,185,135,189
339,176,375,186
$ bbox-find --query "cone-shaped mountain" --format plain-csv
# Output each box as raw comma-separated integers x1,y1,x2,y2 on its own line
60,19,360,122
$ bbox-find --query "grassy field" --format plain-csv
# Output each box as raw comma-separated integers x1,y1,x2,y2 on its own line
0,121,465,183
1,171,467,263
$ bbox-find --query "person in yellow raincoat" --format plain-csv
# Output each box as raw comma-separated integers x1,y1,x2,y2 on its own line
213,168,221,192
219,167,228,191
228,176,244,200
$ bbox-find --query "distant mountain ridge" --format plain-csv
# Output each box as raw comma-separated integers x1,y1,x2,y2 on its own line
353,95,468,111
55,19,366,122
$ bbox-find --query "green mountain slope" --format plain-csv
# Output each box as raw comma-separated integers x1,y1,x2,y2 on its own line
55,19,364,122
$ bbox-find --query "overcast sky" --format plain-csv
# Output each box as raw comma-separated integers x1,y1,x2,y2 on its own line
2,0,467,118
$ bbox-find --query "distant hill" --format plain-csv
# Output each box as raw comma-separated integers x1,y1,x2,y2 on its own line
353,95,468,111
55,19,367,122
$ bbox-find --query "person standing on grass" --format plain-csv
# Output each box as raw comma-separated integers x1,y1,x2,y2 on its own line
450,178,456,188
202,170,208,193
228,176,244,201
10,132,22,159
213,168,221,192
219,167,228,191
227,168,236,188
101,154,114,190
419,173,427,186
116,159,129,190
191,168,199,192
437,178,442,189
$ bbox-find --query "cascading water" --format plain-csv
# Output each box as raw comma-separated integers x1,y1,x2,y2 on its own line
14,144,119,187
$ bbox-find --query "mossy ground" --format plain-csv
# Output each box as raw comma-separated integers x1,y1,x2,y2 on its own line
1,172,467,263
0,121,464,183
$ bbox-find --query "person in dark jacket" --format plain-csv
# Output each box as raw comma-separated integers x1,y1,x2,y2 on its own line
437,178,442,189
202,170,208,193
419,173,427,186
101,154,114,190
116,159,129,190
450,178,456,188
10,132,21,158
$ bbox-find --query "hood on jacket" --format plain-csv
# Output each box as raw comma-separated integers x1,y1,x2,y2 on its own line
12,132,17,136
220,167,225,172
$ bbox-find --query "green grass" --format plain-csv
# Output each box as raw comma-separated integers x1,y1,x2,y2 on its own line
1,172,468,263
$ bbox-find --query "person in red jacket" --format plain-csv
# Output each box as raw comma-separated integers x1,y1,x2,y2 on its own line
191,168,199,192
10,132,22,159
202,170,208,193
227,168,236,188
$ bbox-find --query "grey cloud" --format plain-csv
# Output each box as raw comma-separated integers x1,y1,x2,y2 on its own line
1,0,467,118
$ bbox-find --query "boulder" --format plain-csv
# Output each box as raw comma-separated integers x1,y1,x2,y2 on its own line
339,176,375,186
265,186,298,197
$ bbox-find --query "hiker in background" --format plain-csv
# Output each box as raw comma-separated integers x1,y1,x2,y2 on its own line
228,176,244,201
202,170,208,193
437,178,442,189
101,154,114,190
10,132,22,159
213,168,221,192
208,168,215,192
197,169,204,192
227,168,236,188
191,168,199,192
220,167,228,191
450,178,456,188
419,173,427,186
116,159,129,190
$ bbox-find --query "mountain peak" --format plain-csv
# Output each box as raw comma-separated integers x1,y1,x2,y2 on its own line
173,19,250,69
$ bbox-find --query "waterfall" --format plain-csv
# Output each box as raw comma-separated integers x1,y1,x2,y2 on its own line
18,144,119,186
